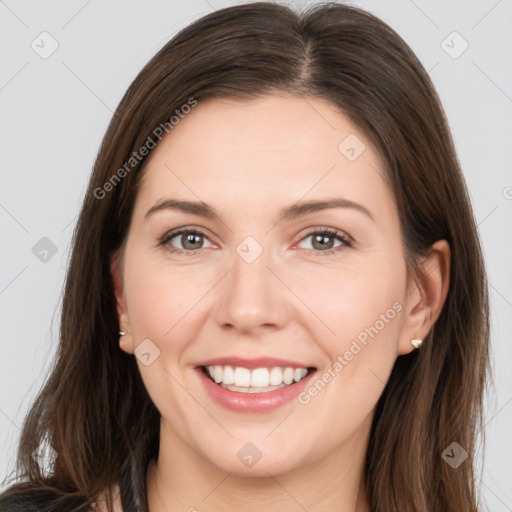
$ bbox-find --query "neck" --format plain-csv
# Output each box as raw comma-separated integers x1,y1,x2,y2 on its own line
146,417,372,512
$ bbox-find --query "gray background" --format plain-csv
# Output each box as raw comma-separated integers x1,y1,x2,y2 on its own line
1,0,511,509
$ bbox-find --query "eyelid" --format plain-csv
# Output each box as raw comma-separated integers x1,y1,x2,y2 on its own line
295,226,352,243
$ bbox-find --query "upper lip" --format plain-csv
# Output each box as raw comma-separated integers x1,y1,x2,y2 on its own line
195,356,316,370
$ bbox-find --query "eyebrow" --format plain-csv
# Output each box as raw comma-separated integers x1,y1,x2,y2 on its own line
144,197,374,222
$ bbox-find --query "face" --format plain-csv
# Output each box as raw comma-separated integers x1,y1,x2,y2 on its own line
112,95,418,477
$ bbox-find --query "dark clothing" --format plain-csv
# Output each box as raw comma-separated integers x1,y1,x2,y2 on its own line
0,456,148,512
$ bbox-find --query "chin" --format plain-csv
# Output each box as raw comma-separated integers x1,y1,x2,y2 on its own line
198,440,306,478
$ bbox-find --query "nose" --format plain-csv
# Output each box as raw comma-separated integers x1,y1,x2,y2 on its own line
214,243,290,335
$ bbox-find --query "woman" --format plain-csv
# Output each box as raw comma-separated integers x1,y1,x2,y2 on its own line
0,2,489,511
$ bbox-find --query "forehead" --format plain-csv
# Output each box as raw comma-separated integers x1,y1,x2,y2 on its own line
136,95,394,221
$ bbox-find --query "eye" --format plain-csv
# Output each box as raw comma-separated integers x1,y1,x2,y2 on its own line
159,228,213,254
159,226,352,257
297,228,352,256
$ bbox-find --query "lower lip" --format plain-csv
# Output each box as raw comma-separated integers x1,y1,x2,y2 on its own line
196,367,316,413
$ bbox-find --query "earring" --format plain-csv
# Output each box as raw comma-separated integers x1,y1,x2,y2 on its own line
410,335,423,349
119,331,127,350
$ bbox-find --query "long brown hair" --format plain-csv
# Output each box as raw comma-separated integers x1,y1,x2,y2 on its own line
0,2,489,511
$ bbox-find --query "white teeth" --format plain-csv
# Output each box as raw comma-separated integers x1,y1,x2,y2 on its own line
234,367,251,387
223,365,235,385
283,367,294,385
250,368,269,387
204,365,310,391
220,383,288,393
269,367,283,386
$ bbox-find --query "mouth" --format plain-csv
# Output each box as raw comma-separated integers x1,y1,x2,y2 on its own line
200,364,317,394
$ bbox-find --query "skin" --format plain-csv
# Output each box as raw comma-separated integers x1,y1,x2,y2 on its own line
107,95,450,511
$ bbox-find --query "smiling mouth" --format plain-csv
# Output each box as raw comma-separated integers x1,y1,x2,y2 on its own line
200,365,316,394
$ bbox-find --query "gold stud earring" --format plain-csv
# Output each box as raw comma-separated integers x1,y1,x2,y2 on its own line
410,335,423,349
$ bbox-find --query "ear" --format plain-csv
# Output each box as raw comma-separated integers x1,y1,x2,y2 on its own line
110,249,134,353
397,240,451,355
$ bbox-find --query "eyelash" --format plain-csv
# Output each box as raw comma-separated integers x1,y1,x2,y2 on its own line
158,227,352,257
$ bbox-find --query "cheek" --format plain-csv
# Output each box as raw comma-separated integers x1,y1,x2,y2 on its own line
285,254,406,354
288,269,405,450
122,250,212,424
123,247,212,343
288,249,406,425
